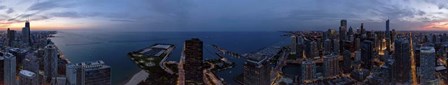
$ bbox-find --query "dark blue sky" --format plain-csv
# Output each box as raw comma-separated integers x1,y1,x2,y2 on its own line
1,0,448,31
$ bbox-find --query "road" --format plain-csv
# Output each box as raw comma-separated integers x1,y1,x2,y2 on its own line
410,33,418,85
160,48,175,74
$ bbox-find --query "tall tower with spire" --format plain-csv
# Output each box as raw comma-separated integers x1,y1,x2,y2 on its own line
22,20,32,46
386,19,391,52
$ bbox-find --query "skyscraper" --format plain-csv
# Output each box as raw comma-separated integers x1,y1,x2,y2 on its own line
360,23,365,35
343,50,352,73
19,70,38,85
323,54,339,78
301,59,316,83
323,39,332,54
44,44,58,82
22,21,31,46
386,19,391,52
419,46,436,84
3,52,16,85
340,19,347,54
243,54,271,85
392,38,411,83
0,54,3,84
361,40,373,69
22,53,39,74
6,28,16,47
386,19,390,37
291,35,297,55
66,60,111,85
182,38,204,84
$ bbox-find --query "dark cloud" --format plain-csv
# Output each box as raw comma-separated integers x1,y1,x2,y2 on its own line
6,8,14,14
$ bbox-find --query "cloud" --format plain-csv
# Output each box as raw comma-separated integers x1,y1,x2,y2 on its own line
110,19,135,22
0,6,5,10
6,8,14,14
50,12,82,18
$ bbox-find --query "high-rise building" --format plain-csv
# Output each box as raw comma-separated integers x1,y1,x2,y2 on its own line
343,50,352,73
392,38,411,83
183,38,204,84
6,28,16,47
3,52,16,85
323,54,339,78
360,23,365,35
44,44,58,82
386,19,390,37
386,19,391,52
310,41,318,58
66,60,111,85
354,50,361,62
340,20,347,54
361,40,374,69
301,59,316,83
22,21,31,46
291,35,297,55
333,39,340,55
22,52,39,74
323,39,332,54
19,70,38,85
419,46,436,84
0,54,3,84
243,54,271,85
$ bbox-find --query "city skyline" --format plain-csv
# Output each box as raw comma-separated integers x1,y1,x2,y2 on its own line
0,0,448,31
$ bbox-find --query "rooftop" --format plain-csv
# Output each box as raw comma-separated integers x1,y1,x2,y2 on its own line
20,70,36,77
420,46,435,53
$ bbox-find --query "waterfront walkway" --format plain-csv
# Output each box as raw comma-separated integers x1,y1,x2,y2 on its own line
125,70,149,85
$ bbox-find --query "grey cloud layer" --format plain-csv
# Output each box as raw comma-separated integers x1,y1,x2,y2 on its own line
1,0,448,31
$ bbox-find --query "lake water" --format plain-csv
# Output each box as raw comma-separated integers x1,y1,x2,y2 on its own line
50,31,288,85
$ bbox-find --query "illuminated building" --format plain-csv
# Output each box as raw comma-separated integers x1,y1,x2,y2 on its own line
301,59,315,83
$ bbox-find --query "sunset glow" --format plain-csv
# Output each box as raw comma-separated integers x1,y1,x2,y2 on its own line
424,21,448,30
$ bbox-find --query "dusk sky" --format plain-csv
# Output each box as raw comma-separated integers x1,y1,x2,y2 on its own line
1,0,448,31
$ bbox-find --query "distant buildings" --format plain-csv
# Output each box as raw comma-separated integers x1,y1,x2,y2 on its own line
419,46,436,84
183,38,204,84
66,60,111,85
392,38,411,83
243,54,271,85
3,52,16,85
19,70,38,85
44,44,58,82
